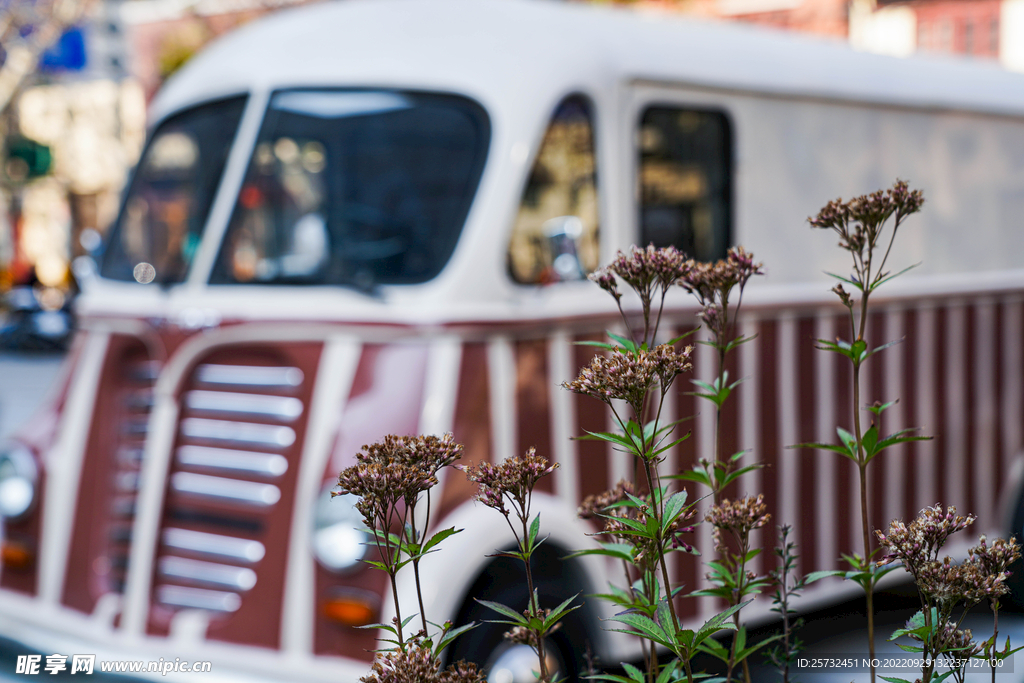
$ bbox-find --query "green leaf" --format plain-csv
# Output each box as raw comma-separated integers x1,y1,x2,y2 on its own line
621,662,646,683
583,429,637,451
421,527,461,554
607,332,638,353
653,662,681,683
862,425,879,458
542,594,581,631
880,677,915,683
574,340,617,351
528,514,541,550
837,427,858,456
717,463,765,490
851,339,868,362
607,612,673,649
871,262,920,291
434,622,477,653
586,675,636,683
670,469,713,486
803,570,845,584
669,328,700,344
824,271,863,290
788,441,857,461
567,543,636,563
652,433,692,459
662,490,690,528
894,643,924,653
868,399,899,416
476,599,529,625
863,338,903,361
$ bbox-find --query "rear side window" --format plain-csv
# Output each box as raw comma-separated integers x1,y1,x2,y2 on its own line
638,108,731,261
101,96,247,284
210,89,489,288
507,95,599,285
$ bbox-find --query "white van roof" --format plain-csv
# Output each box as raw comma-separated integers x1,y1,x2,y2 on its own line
155,0,1024,123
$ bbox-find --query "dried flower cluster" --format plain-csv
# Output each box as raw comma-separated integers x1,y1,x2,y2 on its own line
361,642,485,683
809,180,924,249
590,244,689,306
335,433,463,529
678,246,763,307
876,504,976,578
916,556,1006,607
461,448,557,518
562,343,693,416
877,505,1018,619
968,535,1022,580
677,246,764,350
706,495,771,537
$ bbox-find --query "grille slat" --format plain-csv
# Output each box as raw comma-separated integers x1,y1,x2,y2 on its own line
158,556,257,591
157,585,242,612
176,445,288,478
162,528,266,563
170,472,281,507
184,390,303,422
195,364,303,389
179,417,296,449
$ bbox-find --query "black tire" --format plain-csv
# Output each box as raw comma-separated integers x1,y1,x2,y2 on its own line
445,543,600,682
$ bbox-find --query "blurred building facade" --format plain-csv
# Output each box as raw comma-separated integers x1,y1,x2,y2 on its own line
3,0,1024,296
597,0,1024,67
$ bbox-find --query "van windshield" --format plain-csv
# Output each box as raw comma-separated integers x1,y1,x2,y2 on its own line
100,96,247,284
210,89,490,288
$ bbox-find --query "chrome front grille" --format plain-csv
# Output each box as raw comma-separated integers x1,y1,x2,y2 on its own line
155,362,303,616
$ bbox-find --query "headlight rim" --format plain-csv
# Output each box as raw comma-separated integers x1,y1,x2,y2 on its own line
0,443,38,521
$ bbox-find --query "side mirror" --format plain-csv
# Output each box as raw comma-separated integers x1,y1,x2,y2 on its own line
542,215,585,282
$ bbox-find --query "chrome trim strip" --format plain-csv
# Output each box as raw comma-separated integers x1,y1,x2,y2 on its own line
162,528,265,563
158,556,257,591
156,584,242,613
170,472,281,506
176,445,288,477
179,417,296,448
184,390,303,422
195,364,303,389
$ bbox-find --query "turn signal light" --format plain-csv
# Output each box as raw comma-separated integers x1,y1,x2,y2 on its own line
1,540,33,569
323,597,376,626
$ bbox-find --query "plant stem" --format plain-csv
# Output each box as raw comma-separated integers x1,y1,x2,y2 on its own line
520,513,548,682
641,458,680,633
853,283,876,683
991,602,999,683
408,503,429,634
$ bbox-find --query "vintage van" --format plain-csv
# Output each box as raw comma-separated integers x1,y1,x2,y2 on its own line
3,0,1024,680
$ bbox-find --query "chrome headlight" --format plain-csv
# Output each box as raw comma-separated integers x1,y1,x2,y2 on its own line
0,445,37,520
313,484,367,572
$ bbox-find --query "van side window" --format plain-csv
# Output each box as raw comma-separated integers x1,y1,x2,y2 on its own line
100,96,247,284
507,96,599,285
638,108,731,261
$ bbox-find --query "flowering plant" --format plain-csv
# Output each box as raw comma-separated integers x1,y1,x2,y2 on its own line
877,505,1021,683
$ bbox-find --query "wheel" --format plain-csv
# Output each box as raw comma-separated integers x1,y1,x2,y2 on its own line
445,544,600,682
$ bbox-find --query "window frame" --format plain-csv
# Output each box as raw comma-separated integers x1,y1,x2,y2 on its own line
634,101,734,263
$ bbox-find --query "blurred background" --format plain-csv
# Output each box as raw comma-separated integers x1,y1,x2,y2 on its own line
2,0,1024,350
